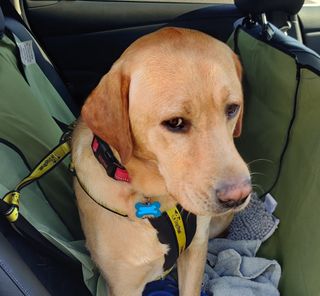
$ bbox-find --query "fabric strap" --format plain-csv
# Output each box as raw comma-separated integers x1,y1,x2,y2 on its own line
5,17,79,116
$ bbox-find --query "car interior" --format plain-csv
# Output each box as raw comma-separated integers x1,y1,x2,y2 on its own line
0,0,320,295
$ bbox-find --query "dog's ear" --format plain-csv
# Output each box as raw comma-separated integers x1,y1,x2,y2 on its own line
81,67,132,164
232,53,243,138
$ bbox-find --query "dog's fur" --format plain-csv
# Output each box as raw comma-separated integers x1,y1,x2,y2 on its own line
72,27,251,296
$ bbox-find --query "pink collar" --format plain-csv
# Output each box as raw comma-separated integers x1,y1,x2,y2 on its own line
91,136,130,183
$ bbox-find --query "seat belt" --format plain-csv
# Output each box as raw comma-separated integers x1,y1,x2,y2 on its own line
3,29,76,126
4,17,79,116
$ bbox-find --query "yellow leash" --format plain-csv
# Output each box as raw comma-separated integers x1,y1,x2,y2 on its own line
1,133,72,222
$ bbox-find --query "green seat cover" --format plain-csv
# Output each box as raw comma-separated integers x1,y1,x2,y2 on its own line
1,19,320,296
230,27,320,296
0,34,107,295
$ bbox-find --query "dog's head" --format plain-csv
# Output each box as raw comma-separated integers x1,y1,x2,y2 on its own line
82,27,251,216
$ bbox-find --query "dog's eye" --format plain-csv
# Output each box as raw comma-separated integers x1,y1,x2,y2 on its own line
162,117,189,132
226,104,240,119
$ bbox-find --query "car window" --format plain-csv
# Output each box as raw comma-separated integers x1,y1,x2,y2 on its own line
95,0,234,3
86,0,320,4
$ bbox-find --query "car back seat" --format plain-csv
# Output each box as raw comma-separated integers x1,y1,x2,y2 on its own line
2,0,320,295
231,0,320,295
0,4,94,295
0,231,50,296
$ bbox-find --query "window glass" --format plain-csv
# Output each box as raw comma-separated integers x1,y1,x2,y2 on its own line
102,0,234,3
98,0,320,4
305,0,320,3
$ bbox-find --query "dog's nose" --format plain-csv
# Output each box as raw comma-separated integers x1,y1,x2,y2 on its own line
216,179,252,208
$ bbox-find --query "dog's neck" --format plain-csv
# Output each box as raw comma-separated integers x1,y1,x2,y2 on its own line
110,144,177,212
103,147,177,219
74,135,176,218
73,122,176,219
129,160,172,194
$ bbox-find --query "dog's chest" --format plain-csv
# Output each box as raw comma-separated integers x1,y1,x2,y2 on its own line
84,213,169,268
148,207,197,271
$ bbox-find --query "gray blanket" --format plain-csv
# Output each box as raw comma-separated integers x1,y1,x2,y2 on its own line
203,194,281,296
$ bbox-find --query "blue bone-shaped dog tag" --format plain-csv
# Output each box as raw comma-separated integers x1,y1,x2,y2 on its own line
135,201,161,218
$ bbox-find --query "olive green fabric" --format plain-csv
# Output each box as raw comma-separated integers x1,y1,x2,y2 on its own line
260,68,320,296
0,34,80,236
0,34,107,295
0,143,106,295
232,30,298,196
230,29,320,296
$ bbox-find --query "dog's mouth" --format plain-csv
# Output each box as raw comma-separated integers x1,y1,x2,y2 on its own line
215,193,251,214
219,191,251,208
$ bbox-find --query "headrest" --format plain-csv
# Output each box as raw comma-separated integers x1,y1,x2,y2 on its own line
235,0,304,15
0,6,4,38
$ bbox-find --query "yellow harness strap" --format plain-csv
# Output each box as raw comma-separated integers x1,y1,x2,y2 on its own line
1,141,71,222
158,207,186,278
166,207,187,255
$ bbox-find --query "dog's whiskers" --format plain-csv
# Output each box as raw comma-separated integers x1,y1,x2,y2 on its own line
252,183,265,195
250,171,267,177
247,158,274,166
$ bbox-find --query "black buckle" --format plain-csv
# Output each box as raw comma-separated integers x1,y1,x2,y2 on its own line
92,136,125,179
60,122,76,143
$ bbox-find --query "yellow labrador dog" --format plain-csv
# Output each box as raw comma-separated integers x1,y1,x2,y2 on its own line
72,27,251,296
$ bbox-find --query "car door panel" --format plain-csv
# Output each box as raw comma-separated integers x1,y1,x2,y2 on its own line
299,5,320,54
